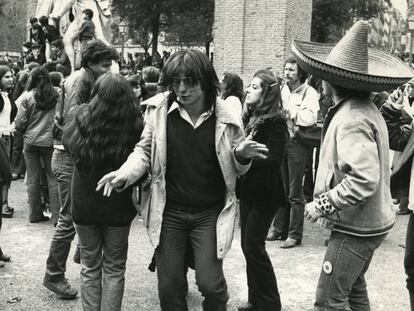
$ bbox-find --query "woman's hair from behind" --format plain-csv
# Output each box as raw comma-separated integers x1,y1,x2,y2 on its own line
49,71,63,88
12,70,29,100
68,73,142,176
27,67,59,110
221,72,244,102
0,65,12,91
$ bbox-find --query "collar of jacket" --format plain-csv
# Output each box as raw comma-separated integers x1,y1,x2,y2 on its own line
144,92,242,128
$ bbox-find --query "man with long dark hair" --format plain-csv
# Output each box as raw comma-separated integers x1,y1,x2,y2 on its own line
97,49,265,311
42,40,118,299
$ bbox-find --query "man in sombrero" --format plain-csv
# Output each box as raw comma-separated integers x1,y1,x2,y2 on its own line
292,20,412,310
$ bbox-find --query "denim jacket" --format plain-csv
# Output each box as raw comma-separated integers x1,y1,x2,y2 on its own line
314,96,395,236
117,93,250,259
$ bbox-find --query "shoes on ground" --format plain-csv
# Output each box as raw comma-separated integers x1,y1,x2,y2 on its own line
266,231,285,241
0,260,5,268
30,216,50,223
280,237,302,249
43,278,78,299
396,209,411,215
11,173,23,181
73,247,81,264
2,206,14,218
237,302,257,311
0,254,11,262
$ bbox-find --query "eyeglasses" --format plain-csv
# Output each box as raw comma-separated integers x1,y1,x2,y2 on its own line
172,76,198,88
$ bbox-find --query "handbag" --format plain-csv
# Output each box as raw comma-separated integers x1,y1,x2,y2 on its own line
296,122,322,147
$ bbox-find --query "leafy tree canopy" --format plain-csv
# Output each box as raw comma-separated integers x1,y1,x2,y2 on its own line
112,0,214,55
311,0,391,42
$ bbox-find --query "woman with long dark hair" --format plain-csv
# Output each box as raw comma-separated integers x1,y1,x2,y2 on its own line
0,65,17,218
221,71,244,118
238,72,289,311
63,73,143,311
15,67,60,223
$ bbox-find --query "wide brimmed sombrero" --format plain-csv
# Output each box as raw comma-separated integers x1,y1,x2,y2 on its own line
292,21,413,92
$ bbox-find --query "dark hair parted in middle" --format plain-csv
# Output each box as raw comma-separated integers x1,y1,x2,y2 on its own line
27,67,59,111
159,49,221,109
81,40,119,68
66,73,142,176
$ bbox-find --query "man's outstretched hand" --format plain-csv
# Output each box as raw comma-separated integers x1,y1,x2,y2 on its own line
96,170,127,197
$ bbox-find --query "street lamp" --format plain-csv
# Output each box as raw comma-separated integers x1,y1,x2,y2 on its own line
119,21,128,65
407,15,414,67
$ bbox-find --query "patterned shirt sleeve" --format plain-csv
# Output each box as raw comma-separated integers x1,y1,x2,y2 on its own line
314,193,337,216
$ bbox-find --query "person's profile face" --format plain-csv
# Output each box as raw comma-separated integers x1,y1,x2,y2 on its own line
89,59,113,76
284,62,300,85
407,84,414,98
321,80,333,97
245,77,263,107
132,85,141,98
51,45,59,53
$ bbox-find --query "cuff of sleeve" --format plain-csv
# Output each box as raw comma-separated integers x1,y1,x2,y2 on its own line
233,146,250,165
314,193,337,216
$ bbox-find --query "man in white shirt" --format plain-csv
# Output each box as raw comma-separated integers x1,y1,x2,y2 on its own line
278,57,319,248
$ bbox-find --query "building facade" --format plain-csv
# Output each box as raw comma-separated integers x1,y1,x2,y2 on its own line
213,0,313,81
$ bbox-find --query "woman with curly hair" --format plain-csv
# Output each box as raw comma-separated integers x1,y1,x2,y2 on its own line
15,67,60,223
237,72,289,311
63,73,143,311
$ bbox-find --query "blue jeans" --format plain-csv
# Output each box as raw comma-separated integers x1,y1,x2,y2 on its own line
24,143,60,223
75,224,131,311
155,206,228,311
314,231,386,311
44,149,75,282
240,198,281,311
405,212,414,309
286,139,308,240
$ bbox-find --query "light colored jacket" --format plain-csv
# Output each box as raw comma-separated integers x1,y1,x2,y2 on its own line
118,93,250,259
15,90,57,147
314,96,395,236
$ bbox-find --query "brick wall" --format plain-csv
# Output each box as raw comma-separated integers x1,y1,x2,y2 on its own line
213,0,312,83
0,0,32,52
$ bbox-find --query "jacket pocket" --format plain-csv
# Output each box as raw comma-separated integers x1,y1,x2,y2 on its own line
141,184,152,228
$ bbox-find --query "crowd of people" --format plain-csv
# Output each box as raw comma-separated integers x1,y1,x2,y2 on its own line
0,18,413,311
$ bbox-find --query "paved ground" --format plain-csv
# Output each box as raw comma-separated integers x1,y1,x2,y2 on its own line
0,179,410,310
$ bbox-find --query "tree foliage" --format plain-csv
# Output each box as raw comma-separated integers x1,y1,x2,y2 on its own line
311,0,390,42
112,0,214,55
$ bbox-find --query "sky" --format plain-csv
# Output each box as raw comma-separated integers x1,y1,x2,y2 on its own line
391,0,407,16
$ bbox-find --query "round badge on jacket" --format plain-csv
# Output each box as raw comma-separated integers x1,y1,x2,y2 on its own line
323,261,333,275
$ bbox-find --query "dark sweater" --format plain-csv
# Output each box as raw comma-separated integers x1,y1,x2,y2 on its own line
165,110,225,210
79,19,95,41
65,105,140,226
239,116,289,208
